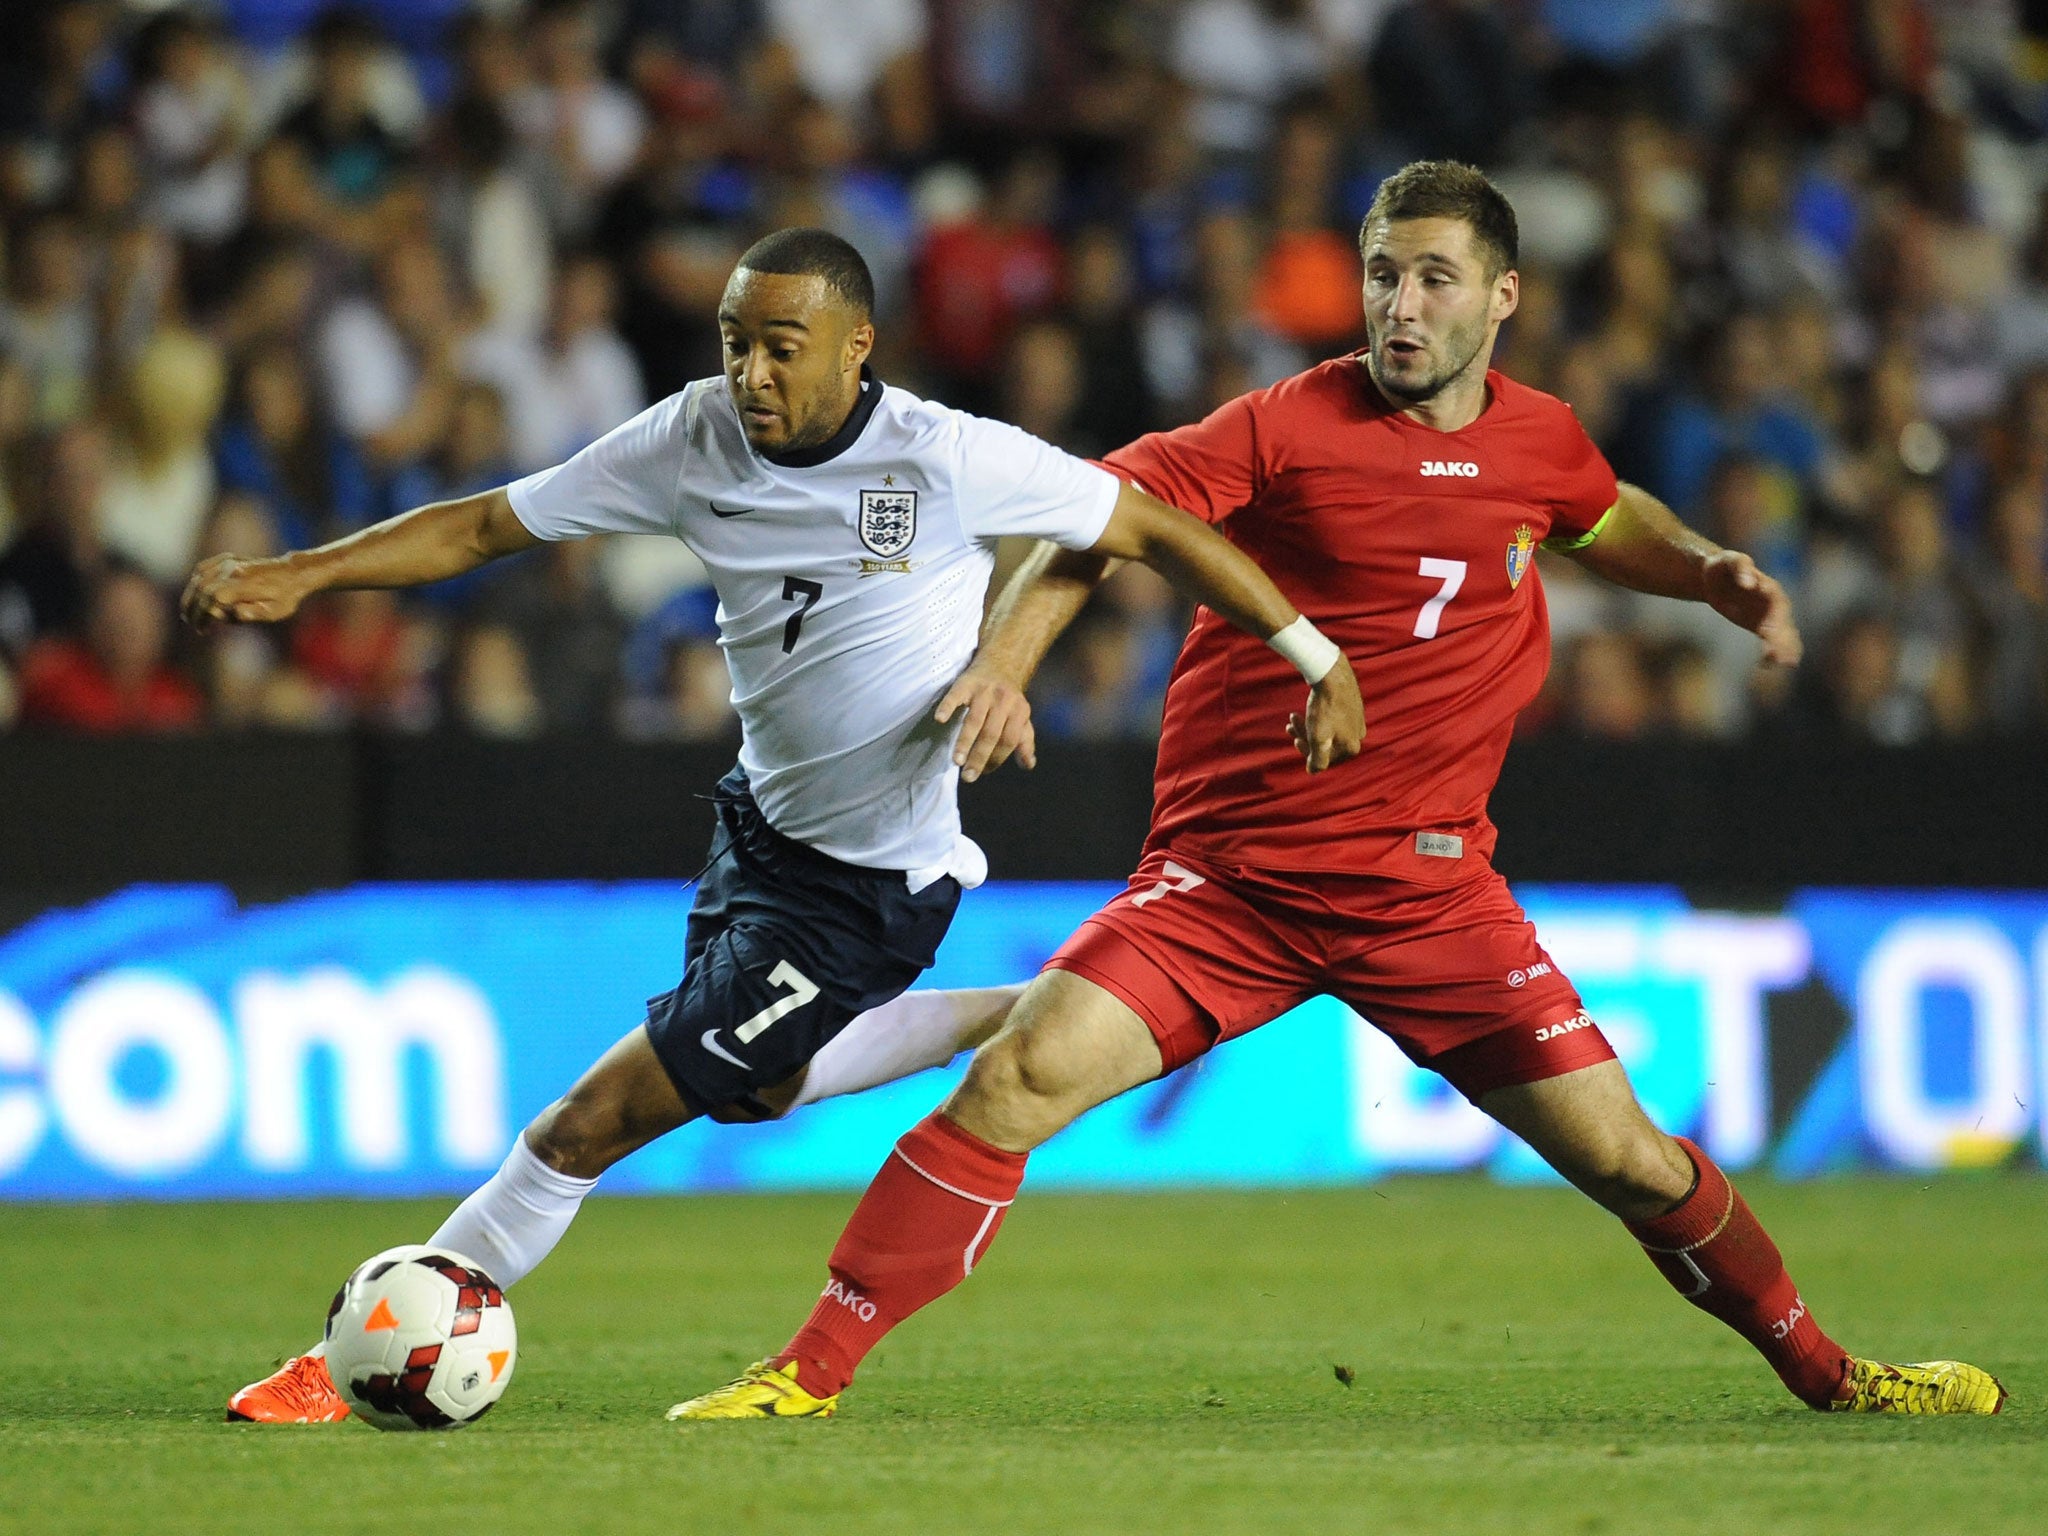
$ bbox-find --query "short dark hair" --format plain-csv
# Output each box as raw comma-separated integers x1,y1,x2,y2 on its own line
735,228,875,318
1360,161,1518,277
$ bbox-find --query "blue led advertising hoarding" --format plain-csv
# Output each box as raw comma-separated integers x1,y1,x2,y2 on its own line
1,883,2043,1200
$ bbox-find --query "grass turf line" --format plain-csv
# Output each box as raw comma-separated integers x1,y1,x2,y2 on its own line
3,1177,2042,1536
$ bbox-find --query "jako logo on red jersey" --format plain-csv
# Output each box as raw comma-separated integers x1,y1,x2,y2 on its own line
1420,460,1479,477
1534,1010,1595,1043
1506,961,1554,989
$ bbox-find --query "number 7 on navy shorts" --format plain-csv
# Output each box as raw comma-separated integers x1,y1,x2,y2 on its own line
642,768,961,1116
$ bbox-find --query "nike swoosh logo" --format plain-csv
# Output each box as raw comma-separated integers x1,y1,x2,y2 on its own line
709,504,754,518
701,1029,748,1068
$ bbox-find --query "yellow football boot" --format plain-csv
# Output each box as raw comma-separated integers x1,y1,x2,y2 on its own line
666,1359,839,1421
1829,1358,2007,1415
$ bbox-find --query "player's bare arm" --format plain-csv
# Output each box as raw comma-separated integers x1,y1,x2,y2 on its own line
1094,483,1364,773
936,542,1122,782
181,487,541,631
1564,481,1802,666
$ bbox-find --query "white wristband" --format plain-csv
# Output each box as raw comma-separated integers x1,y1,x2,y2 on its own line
1267,615,1342,683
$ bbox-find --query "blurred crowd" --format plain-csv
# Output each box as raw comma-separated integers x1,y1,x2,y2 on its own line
2,0,2047,749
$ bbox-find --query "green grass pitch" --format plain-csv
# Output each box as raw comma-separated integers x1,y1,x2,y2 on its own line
5,1176,2043,1535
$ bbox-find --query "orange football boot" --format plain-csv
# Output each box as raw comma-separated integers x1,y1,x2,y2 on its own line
225,1354,352,1423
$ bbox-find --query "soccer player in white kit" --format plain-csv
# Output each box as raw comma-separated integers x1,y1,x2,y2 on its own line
186,228,1364,1421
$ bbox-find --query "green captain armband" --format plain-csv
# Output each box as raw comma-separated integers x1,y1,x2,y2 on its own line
1541,500,1616,553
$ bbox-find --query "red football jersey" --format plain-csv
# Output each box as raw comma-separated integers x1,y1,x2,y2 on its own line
1103,358,1617,882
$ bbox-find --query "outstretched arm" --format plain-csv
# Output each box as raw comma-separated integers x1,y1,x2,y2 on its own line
935,541,1119,781
182,487,542,629
1562,481,1802,666
939,481,1365,779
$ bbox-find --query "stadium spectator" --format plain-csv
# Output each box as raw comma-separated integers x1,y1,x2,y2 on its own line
0,211,96,427
759,97,916,323
1062,223,1157,450
16,560,202,732
1559,630,1659,740
616,582,735,743
1368,0,1534,166
317,233,469,472
290,586,438,730
98,327,227,585
214,341,375,551
433,92,553,338
1779,0,1935,135
0,1,122,206
1816,607,1928,743
443,7,531,112
275,7,414,209
1653,310,1827,519
1693,133,1843,313
618,630,741,743
1969,476,2048,731
997,316,1090,458
592,86,741,402
199,153,329,341
448,619,543,739
911,152,1065,410
480,536,626,735
382,381,517,619
511,0,647,236
0,356,31,546
129,8,250,245
464,251,646,472
0,419,112,658
1169,0,1330,173
618,0,767,85
1658,638,1730,738
760,0,932,160
1250,99,1366,350
1034,608,1161,742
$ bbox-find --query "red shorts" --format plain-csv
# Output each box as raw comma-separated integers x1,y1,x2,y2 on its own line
1045,847,1616,1102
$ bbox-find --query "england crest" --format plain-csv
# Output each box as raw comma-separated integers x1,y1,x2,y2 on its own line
1506,523,1535,589
859,488,917,558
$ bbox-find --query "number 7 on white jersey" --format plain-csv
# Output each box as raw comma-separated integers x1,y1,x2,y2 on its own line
1413,558,1467,639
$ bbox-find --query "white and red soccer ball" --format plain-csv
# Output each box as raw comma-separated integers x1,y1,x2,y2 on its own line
323,1245,517,1430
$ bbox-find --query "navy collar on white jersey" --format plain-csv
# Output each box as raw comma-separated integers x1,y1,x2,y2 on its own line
766,365,883,469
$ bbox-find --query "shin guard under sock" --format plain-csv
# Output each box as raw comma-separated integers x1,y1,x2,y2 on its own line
778,1113,1026,1396
1625,1137,1848,1407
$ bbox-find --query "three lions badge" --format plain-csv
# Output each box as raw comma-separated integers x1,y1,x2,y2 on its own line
859,489,917,558
1506,523,1535,589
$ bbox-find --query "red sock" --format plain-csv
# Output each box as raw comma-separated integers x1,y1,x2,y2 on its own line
1626,1137,1848,1407
776,1112,1026,1396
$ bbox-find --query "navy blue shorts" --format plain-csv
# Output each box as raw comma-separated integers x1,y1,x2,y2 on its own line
644,768,962,1116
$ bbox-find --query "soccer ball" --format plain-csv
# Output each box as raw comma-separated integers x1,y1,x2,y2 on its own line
323,1244,517,1430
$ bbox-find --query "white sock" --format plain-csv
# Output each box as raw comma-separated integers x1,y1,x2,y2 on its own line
424,1134,599,1288
790,983,1025,1110
303,1139,596,1358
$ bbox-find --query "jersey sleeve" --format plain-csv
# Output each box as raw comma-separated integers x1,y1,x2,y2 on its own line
1100,394,1261,525
505,394,685,541
950,413,1120,549
1540,407,1621,551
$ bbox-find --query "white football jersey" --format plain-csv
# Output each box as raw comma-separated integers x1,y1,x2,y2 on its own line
506,370,1119,888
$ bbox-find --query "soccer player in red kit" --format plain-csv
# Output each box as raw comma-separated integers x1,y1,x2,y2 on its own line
671,162,2005,1421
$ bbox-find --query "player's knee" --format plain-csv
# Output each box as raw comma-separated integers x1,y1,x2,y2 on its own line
1573,1128,1691,1219
955,1027,1084,1134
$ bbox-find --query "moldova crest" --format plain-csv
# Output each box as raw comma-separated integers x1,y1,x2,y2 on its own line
859,488,917,558
1506,523,1535,589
